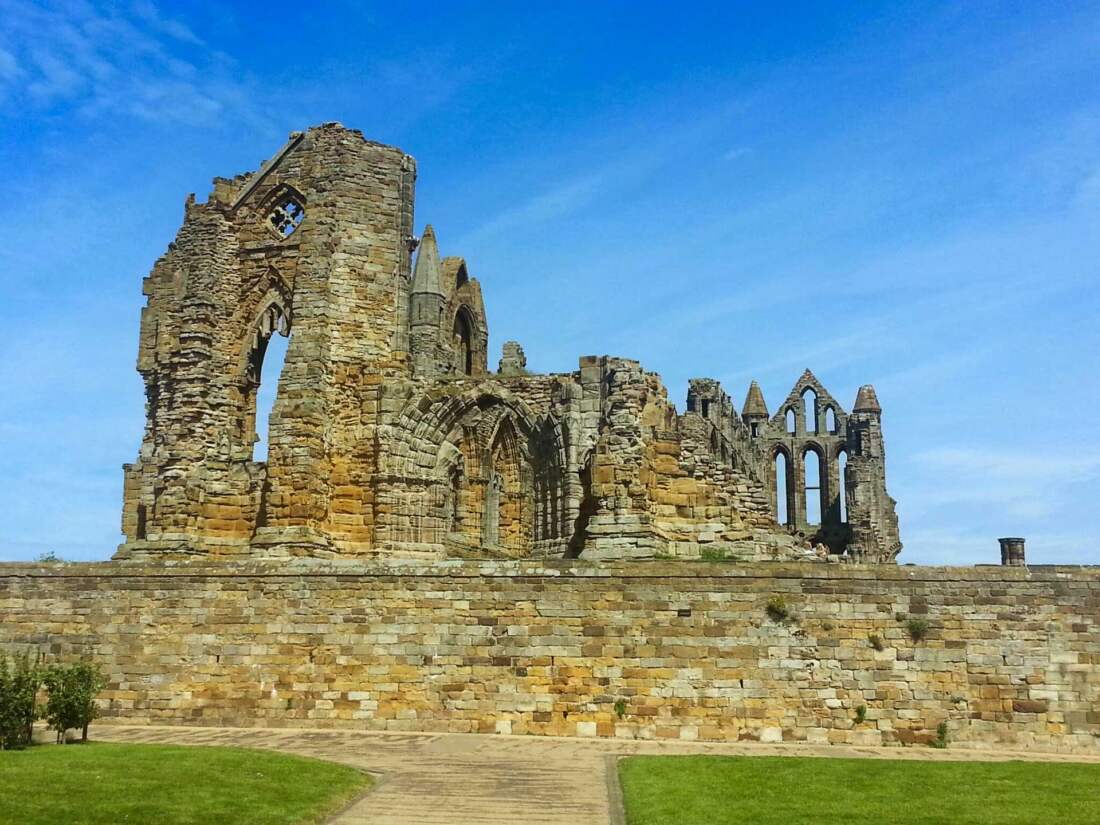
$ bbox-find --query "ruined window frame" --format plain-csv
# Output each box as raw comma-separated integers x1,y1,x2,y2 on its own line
773,447,792,526
803,445,824,526
258,184,308,241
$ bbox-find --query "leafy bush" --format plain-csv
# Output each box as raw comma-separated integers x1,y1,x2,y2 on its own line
614,698,628,719
0,651,42,750
765,597,790,623
35,551,63,563
42,662,107,744
700,547,728,562
854,705,867,724
907,618,930,643
868,634,885,652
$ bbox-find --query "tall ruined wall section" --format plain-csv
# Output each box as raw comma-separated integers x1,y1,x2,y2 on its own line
2,560,1097,754
121,124,417,559
756,371,901,562
581,362,811,560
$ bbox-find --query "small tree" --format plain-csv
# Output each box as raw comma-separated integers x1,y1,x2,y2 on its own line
0,651,42,750
43,662,107,744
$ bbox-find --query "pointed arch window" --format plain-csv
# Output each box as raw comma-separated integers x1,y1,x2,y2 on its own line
785,408,796,433
774,450,791,525
837,448,849,523
804,448,822,525
825,407,837,434
243,302,291,461
453,308,474,375
803,388,818,434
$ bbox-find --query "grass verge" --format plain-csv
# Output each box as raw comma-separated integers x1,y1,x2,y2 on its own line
0,742,370,825
619,754,1100,825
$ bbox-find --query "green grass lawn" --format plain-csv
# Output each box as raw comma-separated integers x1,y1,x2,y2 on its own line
619,755,1100,825
0,742,370,825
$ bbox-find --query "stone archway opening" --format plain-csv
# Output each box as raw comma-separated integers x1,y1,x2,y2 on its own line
484,418,531,555
242,302,290,462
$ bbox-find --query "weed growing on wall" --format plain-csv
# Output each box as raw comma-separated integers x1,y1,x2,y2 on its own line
907,618,930,643
765,597,791,623
930,721,949,749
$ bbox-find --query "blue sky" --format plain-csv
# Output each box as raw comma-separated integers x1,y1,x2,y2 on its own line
1,1,1098,564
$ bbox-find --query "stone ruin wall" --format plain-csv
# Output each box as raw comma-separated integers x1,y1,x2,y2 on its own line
118,122,901,565
1,560,1097,754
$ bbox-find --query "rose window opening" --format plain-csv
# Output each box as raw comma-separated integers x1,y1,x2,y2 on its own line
268,195,305,238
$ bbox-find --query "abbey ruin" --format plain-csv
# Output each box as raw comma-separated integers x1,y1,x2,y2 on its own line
5,124,1094,755
117,123,901,564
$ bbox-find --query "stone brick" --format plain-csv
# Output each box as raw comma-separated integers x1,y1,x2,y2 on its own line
2,559,1097,754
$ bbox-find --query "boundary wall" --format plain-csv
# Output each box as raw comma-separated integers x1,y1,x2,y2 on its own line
1,560,1097,753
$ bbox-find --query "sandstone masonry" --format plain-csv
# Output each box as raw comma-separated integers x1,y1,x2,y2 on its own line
2,560,1097,753
118,123,900,564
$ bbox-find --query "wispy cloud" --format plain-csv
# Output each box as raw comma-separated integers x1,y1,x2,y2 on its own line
0,0,258,126
908,447,1100,519
458,173,610,247
915,447,1100,484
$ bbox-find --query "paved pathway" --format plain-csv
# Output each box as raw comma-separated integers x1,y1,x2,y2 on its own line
93,724,1100,825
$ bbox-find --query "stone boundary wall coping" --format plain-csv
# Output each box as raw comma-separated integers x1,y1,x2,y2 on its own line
2,559,1099,584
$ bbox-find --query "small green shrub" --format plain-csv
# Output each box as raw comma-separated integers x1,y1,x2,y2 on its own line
35,551,63,563
614,698,628,719
700,547,728,562
0,651,42,750
868,634,885,651
42,662,107,744
653,550,673,560
821,621,835,631
765,597,790,623
907,618,930,642
854,705,867,724
930,720,949,749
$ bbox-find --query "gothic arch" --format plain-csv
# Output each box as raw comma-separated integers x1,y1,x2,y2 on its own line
485,417,532,552
772,445,793,526
452,306,475,376
802,443,826,526
231,290,292,459
380,383,567,556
